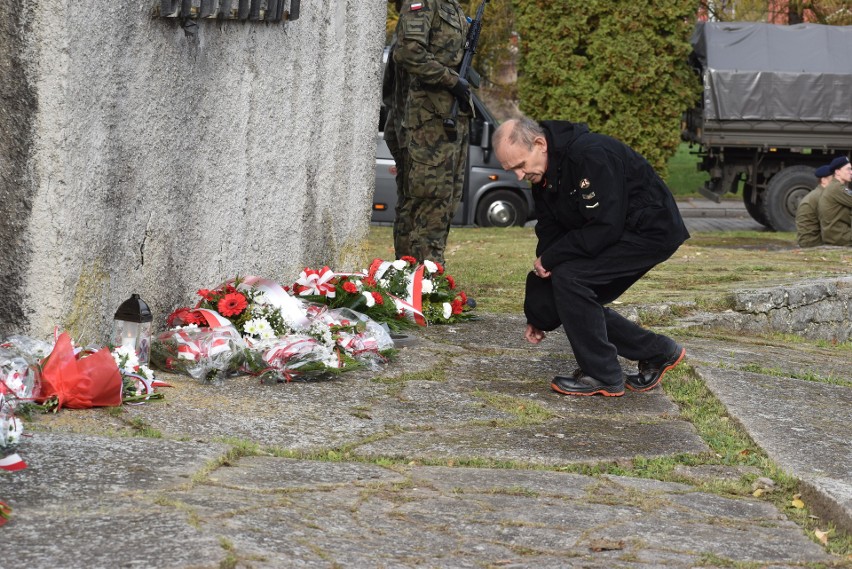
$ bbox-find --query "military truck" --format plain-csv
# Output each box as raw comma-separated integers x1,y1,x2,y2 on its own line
682,22,852,231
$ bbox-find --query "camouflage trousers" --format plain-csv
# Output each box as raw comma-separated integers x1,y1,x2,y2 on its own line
387,130,412,258
395,116,468,264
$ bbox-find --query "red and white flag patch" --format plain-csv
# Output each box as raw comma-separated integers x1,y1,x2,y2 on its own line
0,453,27,472
410,2,423,10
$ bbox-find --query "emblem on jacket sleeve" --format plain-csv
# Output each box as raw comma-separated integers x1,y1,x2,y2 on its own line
410,2,423,10
580,178,590,189
582,191,596,200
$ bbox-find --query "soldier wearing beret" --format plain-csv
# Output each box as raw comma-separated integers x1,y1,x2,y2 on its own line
391,0,471,264
818,156,852,246
493,117,689,397
795,164,833,248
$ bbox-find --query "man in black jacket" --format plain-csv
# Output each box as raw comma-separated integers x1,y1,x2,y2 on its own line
493,118,689,397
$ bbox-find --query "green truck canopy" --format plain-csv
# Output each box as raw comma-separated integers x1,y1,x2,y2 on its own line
690,22,852,123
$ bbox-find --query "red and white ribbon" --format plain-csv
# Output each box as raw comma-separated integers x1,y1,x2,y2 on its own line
0,453,26,472
193,308,232,328
240,275,311,329
295,267,337,298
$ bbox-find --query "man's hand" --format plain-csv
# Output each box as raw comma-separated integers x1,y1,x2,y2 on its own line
533,257,551,279
525,324,546,344
449,77,471,112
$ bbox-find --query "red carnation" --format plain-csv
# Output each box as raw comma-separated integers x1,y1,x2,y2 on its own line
218,292,248,317
364,277,377,287
435,262,445,275
167,307,191,328
446,275,456,289
182,310,204,325
372,292,384,305
458,291,468,304
451,299,464,315
197,288,214,301
368,258,384,279
343,281,358,294
401,255,417,265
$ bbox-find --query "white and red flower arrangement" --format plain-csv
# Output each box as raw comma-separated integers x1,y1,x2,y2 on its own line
293,257,474,328
154,275,396,383
152,258,475,383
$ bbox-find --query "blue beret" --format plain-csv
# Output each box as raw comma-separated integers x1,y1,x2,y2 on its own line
829,156,850,172
814,165,833,178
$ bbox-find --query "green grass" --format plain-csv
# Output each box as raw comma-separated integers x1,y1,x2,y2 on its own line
665,143,709,197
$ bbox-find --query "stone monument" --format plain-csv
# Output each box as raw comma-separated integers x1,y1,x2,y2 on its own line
0,0,386,341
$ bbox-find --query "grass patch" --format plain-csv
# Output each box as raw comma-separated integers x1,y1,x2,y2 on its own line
471,390,556,426
741,363,852,388
665,143,708,197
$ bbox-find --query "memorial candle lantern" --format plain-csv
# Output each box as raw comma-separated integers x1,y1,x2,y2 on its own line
112,293,153,365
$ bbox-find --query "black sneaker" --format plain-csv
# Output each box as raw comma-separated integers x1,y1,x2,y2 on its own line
625,346,686,392
551,370,624,397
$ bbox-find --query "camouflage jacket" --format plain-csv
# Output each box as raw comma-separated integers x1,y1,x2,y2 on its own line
393,0,468,120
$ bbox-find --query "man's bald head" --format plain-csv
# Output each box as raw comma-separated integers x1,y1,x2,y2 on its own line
494,117,549,185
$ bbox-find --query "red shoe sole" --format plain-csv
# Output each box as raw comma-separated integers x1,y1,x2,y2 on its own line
626,347,686,392
551,382,624,397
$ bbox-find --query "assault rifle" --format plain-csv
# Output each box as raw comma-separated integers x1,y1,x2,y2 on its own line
444,0,489,142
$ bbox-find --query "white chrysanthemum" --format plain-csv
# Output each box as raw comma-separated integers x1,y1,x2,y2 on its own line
254,293,270,305
392,259,407,270
178,323,199,331
423,260,438,273
362,291,376,308
137,365,154,380
259,328,277,340
421,279,434,294
442,302,452,320
112,346,140,374
245,318,273,337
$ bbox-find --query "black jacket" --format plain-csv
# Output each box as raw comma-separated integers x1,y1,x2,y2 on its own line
534,121,689,270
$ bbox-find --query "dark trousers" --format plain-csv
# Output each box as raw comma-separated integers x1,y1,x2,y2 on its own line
524,237,681,385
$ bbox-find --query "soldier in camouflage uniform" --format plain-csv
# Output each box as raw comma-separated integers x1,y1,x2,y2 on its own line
818,156,852,246
795,164,832,248
383,1,413,257
392,0,471,264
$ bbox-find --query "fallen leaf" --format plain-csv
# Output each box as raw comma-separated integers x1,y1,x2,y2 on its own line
792,498,805,509
588,539,625,552
753,488,764,497
814,529,829,545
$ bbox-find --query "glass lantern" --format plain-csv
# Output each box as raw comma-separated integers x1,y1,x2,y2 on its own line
112,294,153,365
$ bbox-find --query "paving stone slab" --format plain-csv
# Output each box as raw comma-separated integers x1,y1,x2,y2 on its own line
353,417,709,466
0,432,227,508
0,433,229,569
148,458,829,568
697,365,852,533
684,336,850,381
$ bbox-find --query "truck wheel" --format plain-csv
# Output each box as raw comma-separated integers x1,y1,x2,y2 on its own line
762,166,816,232
742,183,771,228
475,189,527,227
